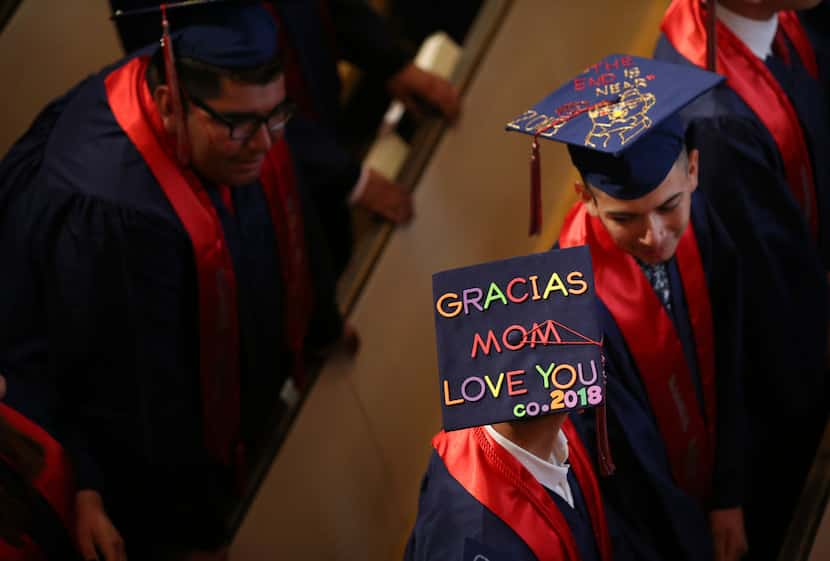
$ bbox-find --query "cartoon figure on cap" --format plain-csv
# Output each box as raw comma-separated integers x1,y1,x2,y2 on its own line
585,88,655,148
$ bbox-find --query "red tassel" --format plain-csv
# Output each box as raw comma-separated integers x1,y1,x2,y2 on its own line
161,4,190,166
527,98,617,237
596,352,615,476
705,0,717,72
596,403,615,476
529,138,542,236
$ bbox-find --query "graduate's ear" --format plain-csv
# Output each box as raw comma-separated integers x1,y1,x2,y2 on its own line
152,85,178,135
686,148,700,193
575,182,600,216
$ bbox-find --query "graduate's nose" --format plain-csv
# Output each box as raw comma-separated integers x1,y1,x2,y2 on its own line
246,122,273,154
640,215,666,248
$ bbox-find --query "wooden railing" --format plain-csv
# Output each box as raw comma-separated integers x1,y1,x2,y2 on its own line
777,419,830,561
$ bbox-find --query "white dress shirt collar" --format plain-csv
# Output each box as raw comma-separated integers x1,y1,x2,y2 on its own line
717,2,779,60
484,425,571,496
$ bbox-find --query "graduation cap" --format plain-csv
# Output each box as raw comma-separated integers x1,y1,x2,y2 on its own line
111,1,279,164
432,246,614,474
505,54,723,235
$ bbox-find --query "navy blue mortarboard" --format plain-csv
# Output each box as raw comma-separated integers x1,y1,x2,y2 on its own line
432,248,600,424
505,54,723,234
112,1,278,67
432,246,615,472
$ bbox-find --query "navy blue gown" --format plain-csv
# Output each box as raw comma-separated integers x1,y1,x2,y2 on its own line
656,27,830,560
405,451,600,561
404,424,654,561
0,54,342,555
566,192,745,561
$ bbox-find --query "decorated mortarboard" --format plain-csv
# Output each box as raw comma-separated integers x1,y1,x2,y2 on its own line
433,245,614,473
505,54,723,235
111,1,279,164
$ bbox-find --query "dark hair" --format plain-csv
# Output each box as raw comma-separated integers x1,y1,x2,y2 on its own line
147,48,283,99
579,143,690,197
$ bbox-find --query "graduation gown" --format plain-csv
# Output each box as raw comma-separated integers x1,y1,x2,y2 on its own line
403,420,615,561
655,6,830,556
0,53,341,554
0,404,79,561
558,192,745,561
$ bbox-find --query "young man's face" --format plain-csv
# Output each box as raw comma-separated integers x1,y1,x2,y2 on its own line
184,74,288,187
580,149,699,265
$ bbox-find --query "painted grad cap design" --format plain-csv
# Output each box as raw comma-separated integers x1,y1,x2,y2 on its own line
112,1,279,163
505,54,723,234
432,246,614,474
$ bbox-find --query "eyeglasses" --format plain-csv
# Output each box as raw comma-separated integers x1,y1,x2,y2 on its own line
188,96,296,142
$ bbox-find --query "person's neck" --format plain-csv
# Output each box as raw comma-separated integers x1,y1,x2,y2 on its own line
491,413,567,460
718,0,778,22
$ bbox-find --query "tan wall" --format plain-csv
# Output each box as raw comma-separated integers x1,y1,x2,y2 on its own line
231,1,669,559
0,0,122,155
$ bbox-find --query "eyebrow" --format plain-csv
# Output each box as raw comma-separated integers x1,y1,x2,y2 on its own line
606,210,637,220
657,193,683,208
604,193,683,219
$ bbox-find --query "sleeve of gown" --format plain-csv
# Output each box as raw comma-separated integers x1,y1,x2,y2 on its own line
686,116,828,416
27,188,134,500
328,0,411,80
403,466,468,561
573,336,681,560
603,501,662,561
693,192,747,510
0,84,112,497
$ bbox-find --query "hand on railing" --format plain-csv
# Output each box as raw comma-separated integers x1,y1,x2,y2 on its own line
355,168,414,224
387,62,461,123
341,321,361,357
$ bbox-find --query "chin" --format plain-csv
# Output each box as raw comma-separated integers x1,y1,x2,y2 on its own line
227,169,262,187
634,246,676,265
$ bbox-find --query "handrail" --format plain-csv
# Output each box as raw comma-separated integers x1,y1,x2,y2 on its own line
777,419,830,561
224,0,512,541
0,0,22,35
337,0,512,316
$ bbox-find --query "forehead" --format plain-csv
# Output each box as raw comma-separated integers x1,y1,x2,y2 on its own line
209,74,286,112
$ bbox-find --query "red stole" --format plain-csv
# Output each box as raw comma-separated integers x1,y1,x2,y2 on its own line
260,138,314,390
104,56,312,468
0,404,75,559
435,420,612,561
662,0,820,238
559,203,717,503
